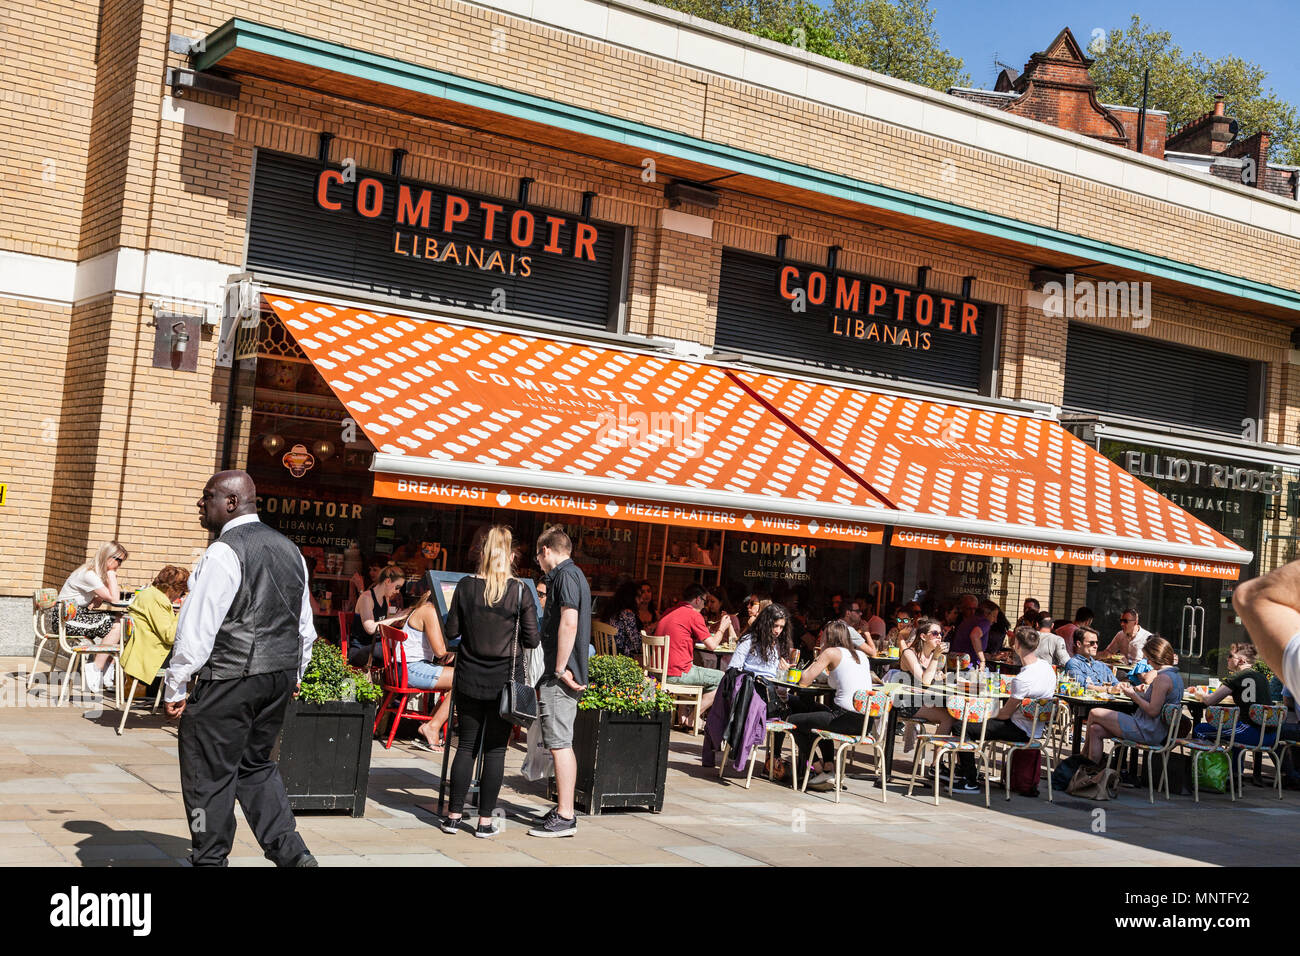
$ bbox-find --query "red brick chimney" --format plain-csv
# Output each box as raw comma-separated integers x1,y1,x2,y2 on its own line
1166,95,1237,155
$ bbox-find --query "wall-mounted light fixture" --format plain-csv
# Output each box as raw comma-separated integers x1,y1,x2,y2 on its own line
962,275,976,299
775,234,790,260
518,177,534,207
827,245,841,272
149,309,200,371
581,191,596,220
916,266,930,289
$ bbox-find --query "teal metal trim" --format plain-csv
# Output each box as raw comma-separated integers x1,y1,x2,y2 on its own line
197,18,1300,314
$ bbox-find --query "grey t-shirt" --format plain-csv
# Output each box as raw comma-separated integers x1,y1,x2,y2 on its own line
541,558,590,685
1035,631,1070,667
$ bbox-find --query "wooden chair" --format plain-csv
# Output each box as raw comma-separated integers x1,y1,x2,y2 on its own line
372,623,445,750
592,620,619,657
642,633,703,734
1233,704,1289,800
802,687,893,803
985,698,1058,802
28,589,62,689
1104,703,1184,804
907,695,996,807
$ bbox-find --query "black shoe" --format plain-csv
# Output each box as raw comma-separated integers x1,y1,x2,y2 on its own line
954,779,982,793
528,809,577,838
439,816,464,834
475,820,502,839
288,851,318,867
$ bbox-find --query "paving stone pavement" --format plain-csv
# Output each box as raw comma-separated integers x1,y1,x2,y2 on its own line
1,658,1297,866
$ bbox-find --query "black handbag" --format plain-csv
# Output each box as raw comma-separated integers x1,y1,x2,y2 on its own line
498,580,539,728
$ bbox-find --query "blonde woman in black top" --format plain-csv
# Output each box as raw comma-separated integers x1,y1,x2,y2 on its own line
439,526,540,837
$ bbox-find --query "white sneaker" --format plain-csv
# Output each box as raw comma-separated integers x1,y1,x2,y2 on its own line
102,665,115,691
82,661,103,694
808,771,836,788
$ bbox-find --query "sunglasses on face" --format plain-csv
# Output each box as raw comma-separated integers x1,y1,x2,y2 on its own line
1121,618,1135,624
1082,640,1098,647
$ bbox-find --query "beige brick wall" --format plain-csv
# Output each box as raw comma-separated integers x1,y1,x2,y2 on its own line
0,298,69,593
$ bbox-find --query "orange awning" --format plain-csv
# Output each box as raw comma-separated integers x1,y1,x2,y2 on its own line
265,294,1251,577
265,295,886,544
734,369,1250,578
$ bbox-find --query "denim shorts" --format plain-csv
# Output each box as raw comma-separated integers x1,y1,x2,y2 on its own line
405,660,444,689
537,674,581,749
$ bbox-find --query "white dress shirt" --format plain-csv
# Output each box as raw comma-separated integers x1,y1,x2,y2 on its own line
164,514,316,702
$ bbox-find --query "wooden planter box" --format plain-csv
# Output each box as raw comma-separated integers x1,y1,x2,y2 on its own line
558,708,671,815
274,699,376,817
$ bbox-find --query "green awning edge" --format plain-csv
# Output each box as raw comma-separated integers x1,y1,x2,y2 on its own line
194,18,1300,315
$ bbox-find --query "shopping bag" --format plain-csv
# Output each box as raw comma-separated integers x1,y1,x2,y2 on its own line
1009,748,1042,794
1195,751,1231,794
521,719,554,782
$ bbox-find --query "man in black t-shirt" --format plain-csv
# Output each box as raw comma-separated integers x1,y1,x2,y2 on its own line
530,526,589,838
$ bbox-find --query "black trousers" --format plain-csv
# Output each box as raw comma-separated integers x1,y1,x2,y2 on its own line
448,690,513,819
956,718,1027,780
178,669,308,867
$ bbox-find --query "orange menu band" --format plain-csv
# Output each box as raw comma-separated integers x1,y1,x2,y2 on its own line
374,473,884,544
889,528,1241,580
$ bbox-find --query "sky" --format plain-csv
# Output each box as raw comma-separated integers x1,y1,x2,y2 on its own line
925,0,1298,100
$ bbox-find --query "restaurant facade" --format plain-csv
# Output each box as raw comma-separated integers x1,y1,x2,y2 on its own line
4,0,1300,682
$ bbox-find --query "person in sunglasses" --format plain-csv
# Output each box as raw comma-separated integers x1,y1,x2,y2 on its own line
1101,608,1152,664
1063,625,1120,691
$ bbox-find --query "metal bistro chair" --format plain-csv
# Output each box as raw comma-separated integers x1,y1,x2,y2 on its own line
1172,704,1238,803
28,589,63,690
1233,704,1290,800
986,698,1059,802
737,718,801,791
802,687,894,804
592,620,619,657
1104,702,1184,804
907,694,996,807
642,633,703,734
116,616,168,736
56,607,125,709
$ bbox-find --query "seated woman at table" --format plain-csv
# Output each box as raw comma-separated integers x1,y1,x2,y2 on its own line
788,621,875,788
704,586,741,645
120,565,189,691
349,564,406,667
1084,636,1183,764
882,608,913,653
892,619,942,689
738,590,771,635
53,540,131,694
398,595,456,753
731,602,794,679
602,580,643,658
635,580,659,632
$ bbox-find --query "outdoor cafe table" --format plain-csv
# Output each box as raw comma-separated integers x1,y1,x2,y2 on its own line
880,680,1011,788
1057,692,1209,757
695,642,736,671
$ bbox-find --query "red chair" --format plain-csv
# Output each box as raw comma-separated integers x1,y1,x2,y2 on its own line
336,611,355,660
373,623,445,750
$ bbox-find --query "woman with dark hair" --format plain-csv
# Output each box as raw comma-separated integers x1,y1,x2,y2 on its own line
635,580,658,632
788,620,875,788
602,580,643,657
739,591,771,634
703,586,740,644
731,602,793,679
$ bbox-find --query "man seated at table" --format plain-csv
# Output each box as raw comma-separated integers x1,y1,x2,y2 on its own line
657,584,724,713
1034,613,1071,667
1063,626,1120,691
949,626,1056,793
833,602,877,655
1101,608,1152,664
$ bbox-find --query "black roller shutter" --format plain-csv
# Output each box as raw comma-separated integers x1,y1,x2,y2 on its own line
1063,323,1260,434
245,151,624,329
715,249,991,391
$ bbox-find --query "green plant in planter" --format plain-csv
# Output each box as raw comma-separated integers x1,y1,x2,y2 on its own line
579,655,674,716
297,640,383,705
